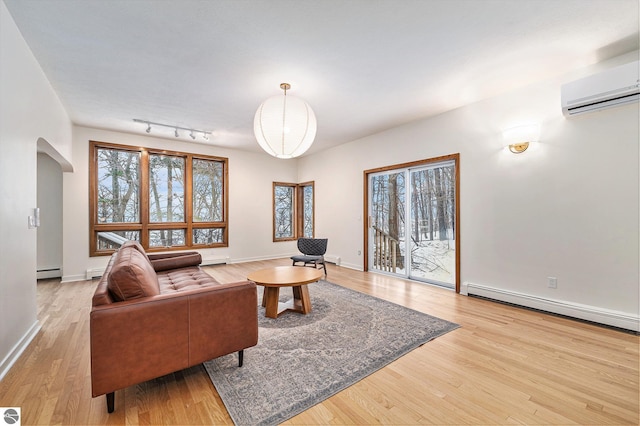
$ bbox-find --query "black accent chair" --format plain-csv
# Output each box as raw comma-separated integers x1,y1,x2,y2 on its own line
291,238,328,275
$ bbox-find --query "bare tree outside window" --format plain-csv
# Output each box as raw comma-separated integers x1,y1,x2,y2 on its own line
303,185,313,238
193,159,224,222
97,148,140,223
149,154,185,222
193,228,223,244
148,154,185,247
274,184,294,239
370,172,405,241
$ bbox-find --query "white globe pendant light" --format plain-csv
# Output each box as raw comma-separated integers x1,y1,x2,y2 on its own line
254,83,317,159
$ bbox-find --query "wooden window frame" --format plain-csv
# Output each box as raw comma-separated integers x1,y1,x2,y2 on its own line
89,140,229,256
272,181,314,242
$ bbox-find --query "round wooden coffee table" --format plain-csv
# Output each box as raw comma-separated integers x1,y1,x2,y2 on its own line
247,266,323,318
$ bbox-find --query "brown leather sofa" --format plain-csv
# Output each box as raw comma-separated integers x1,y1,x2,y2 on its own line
90,241,258,413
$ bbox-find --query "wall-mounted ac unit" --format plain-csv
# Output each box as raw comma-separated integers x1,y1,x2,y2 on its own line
561,60,639,116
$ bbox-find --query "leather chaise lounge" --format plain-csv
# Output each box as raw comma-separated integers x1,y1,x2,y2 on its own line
90,241,258,413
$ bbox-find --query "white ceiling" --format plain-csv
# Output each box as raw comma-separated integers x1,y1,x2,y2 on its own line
4,0,639,155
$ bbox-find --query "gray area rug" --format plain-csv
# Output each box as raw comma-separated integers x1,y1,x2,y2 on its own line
203,280,459,426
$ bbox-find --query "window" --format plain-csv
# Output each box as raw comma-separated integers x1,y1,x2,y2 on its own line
272,181,314,241
90,141,228,256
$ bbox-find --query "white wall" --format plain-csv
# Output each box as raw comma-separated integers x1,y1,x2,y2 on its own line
0,0,72,379
62,126,300,281
299,53,639,328
37,153,63,276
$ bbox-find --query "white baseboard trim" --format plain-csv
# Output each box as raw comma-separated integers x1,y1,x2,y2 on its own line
337,261,363,271
0,320,41,381
462,282,639,332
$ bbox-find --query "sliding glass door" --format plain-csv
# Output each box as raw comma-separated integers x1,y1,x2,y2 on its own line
367,157,458,289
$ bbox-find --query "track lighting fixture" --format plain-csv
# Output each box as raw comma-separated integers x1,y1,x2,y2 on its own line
133,119,212,141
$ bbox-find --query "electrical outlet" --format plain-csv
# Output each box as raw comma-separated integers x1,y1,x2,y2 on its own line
548,277,557,289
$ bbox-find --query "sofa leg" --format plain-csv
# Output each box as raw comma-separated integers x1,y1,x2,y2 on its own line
106,392,115,413
238,350,244,367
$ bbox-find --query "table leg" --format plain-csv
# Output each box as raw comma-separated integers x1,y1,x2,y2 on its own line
292,284,312,314
263,287,280,319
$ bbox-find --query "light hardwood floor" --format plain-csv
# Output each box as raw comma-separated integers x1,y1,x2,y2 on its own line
0,258,638,425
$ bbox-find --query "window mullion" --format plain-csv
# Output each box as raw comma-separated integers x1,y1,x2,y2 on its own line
185,155,193,247
140,149,150,249
295,184,303,238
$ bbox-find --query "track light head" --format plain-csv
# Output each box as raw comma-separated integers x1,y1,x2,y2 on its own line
203,133,209,141
146,123,151,133
190,130,195,140
174,128,179,138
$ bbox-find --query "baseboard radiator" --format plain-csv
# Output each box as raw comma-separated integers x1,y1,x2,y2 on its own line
86,268,105,280
201,256,230,266
462,282,639,332
324,255,341,266
37,267,62,279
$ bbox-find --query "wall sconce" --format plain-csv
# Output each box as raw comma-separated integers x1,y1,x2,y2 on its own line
502,124,540,154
